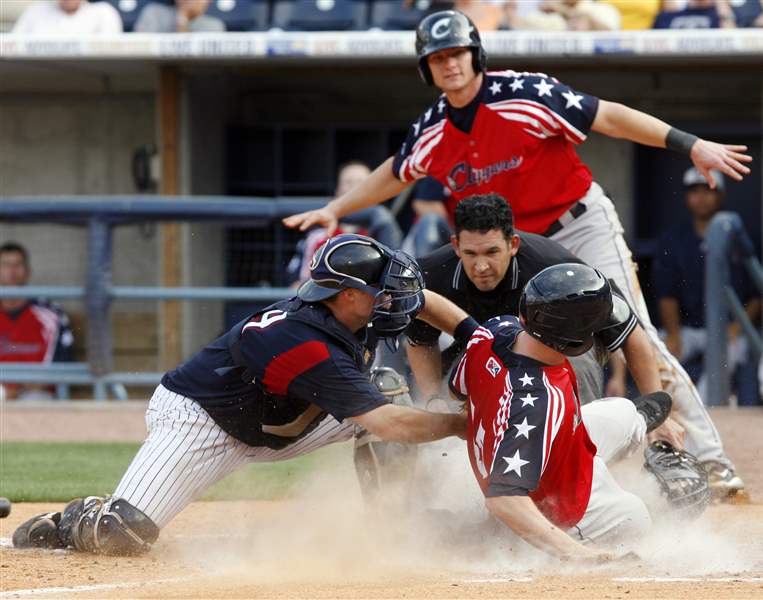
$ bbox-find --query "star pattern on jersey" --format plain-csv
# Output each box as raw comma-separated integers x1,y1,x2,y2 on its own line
509,78,524,92
437,99,446,113
412,120,421,135
503,449,530,476
514,417,536,439
520,393,538,407
519,373,534,386
489,80,502,95
424,108,433,122
562,90,584,110
533,79,554,98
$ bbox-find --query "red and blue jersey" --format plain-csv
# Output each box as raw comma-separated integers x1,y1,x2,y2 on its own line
450,316,596,529
392,70,599,234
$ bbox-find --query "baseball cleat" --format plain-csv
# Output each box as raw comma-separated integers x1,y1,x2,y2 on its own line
633,391,672,433
702,461,748,501
12,511,66,549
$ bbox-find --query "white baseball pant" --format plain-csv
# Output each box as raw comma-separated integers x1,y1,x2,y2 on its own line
113,384,355,529
550,182,733,469
568,397,650,543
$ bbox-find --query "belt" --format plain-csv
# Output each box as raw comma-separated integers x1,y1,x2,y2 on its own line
542,201,587,237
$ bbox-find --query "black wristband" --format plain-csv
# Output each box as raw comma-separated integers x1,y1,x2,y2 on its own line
665,127,699,155
454,316,479,344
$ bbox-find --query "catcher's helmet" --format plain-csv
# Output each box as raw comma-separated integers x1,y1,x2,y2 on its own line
519,263,613,356
297,234,425,337
415,10,487,86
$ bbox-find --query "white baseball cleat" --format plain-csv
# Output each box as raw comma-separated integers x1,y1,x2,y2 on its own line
702,461,747,501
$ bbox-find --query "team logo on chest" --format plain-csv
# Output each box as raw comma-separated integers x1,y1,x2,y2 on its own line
485,356,502,377
446,157,524,193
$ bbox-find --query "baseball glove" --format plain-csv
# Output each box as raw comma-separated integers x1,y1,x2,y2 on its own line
353,367,418,509
643,441,710,520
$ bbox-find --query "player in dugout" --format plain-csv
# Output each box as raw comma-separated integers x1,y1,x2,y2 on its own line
13,234,477,556
284,9,753,499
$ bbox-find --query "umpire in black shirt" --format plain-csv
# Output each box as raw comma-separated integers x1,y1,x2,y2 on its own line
405,194,685,450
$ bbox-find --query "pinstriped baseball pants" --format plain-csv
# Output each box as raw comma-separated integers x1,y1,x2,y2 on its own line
550,182,732,468
113,384,355,529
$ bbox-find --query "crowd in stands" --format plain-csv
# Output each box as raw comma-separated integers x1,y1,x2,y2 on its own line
6,0,763,33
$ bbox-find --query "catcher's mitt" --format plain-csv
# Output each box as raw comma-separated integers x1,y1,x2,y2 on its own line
643,441,710,520
354,367,418,509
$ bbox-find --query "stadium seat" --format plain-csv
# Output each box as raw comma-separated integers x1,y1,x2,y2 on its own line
271,0,368,31
104,0,164,32
731,0,762,27
204,0,270,31
370,0,432,30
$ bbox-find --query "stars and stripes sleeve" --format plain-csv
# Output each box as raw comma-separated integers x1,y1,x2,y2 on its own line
485,70,599,145
486,368,562,498
392,98,448,183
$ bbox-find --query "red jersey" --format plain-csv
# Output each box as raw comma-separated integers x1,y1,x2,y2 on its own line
392,70,599,234
450,316,596,529
0,300,73,364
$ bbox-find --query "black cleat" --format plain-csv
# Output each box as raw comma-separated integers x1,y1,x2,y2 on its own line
12,512,66,549
633,391,672,433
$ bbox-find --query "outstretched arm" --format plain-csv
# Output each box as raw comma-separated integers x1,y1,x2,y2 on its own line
485,495,610,561
591,100,752,189
620,325,685,449
350,402,466,443
283,156,412,233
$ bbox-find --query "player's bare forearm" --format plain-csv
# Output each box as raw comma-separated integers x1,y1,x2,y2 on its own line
592,100,751,186
406,342,444,400
621,325,661,394
485,495,597,560
350,403,466,443
417,290,471,336
591,100,671,147
282,156,410,232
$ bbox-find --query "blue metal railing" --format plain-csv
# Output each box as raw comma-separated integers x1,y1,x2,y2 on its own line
704,212,763,405
0,195,323,400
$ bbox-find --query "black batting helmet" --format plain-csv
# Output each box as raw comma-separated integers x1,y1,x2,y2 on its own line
415,10,487,86
519,263,613,356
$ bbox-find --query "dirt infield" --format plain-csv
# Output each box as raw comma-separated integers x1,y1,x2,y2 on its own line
1,405,762,598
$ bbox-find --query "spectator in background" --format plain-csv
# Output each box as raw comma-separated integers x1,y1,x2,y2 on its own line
0,242,74,401
653,0,737,28
287,161,403,286
453,0,508,30
12,0,122,34
652,167,760,406
401,177,453,257
730,0,763,27
507,0,621,31
599,0,681,29
135,0,225,32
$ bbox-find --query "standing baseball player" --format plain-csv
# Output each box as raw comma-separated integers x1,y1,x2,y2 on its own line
283,10,752,497
405,193,685,449
450,264,678,558
13,234,476,555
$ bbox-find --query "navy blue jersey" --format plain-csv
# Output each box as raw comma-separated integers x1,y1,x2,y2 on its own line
163,298,388,448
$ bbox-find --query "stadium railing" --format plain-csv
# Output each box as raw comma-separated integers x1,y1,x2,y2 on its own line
704,211,763,406
0,195,324,400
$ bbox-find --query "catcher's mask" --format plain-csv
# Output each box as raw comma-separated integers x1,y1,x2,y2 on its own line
519,263,613,356
297,233,425,337
415,10,487,86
